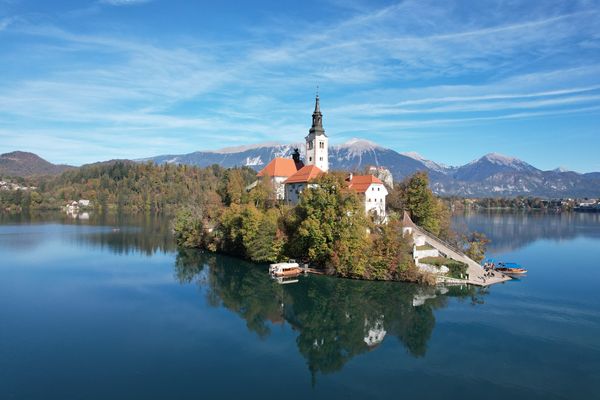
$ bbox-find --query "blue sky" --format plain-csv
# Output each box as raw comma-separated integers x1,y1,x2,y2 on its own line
0,0,599,171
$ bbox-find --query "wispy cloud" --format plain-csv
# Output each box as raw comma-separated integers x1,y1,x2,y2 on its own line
98,0,151,6
0,0,599,168
0,17,13,30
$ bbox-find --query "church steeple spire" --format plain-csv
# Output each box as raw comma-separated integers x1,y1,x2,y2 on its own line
314,85,321,113
310,92,326,137
305,91,329,172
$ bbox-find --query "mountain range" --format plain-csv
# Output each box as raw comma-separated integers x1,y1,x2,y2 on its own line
142,139,600,198
3,141,599,198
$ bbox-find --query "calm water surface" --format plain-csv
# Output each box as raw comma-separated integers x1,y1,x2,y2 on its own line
1,212,599,400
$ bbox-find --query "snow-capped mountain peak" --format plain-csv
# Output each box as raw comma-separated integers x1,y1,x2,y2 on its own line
211,142,284,154
401,151,451,173
552,166,576,173
482,152,519,165
337,138,380,150
333,138,382,158
464,152,535,172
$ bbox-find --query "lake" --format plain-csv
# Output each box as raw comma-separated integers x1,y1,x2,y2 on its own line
1,211,599,400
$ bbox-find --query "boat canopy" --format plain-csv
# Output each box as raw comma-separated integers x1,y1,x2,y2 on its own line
499,262,522,268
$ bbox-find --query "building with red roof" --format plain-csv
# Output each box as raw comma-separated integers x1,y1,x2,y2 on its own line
257,157,298,179
255,149,304,200
283,164,324,204
256,157,299,200
346,173,389,222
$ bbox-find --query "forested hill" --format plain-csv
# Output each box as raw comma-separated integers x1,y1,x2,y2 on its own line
0,161,258,213
5,145,600,197
0,151,74,177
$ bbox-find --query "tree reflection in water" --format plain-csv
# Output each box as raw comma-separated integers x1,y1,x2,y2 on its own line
174,249,488,376
0,212,178,255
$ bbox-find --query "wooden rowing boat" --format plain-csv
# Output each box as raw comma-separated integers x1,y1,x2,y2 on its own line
496,267,527,275
273,267,302,277
495,262,527,275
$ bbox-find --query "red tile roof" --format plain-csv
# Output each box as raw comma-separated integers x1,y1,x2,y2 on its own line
257,157,298,178
347,174,383,193
284,165,324,184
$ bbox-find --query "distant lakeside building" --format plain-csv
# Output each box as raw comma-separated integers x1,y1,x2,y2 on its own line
257,95,388,222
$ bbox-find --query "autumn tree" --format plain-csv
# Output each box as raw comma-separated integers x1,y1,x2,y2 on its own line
287,174,371,275
247,208,285,263
369,218,414,280
388,171,454,240
462,232,490,263
173,207,205,248
249,176,276,209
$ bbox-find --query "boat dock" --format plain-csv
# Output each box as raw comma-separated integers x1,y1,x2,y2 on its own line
302,267,326,275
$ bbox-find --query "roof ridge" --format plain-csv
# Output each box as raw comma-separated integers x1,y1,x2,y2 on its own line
257,157,298,178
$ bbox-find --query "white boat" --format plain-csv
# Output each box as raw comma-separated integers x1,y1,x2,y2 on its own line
269,261,302,277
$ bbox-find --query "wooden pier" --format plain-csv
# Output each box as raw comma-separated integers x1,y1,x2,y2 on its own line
303,267,326,275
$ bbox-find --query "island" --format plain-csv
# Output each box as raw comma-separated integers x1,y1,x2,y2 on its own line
174,96,505,286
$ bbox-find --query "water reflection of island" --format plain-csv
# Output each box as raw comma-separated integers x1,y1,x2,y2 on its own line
454,211,600,253
174,249,488,377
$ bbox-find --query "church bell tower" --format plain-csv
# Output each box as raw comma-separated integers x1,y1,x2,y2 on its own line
305,94,329,172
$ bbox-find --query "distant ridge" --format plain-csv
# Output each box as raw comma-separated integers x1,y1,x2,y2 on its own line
211,142,285,154
0,151,74,177
4,142,600,197
142,139,600,198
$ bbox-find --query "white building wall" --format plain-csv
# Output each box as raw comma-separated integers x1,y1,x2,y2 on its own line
363,183,388,221
414,248,440,260
272,176,287,200
285,182,320,205
285,182,305,205
414,235,426,246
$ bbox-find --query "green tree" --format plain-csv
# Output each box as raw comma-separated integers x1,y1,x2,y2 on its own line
389,171,453,238
400,172,439,234
247,209,284,263
216,204,262,258
288,174,371,275
249,176,276,209
173,207,205,248
369,219,414,280
463,232,490,263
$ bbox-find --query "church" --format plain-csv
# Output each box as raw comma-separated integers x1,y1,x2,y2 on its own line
257,95,388,222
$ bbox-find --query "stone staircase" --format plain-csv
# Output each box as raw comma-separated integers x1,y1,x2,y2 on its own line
402,212,511,286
